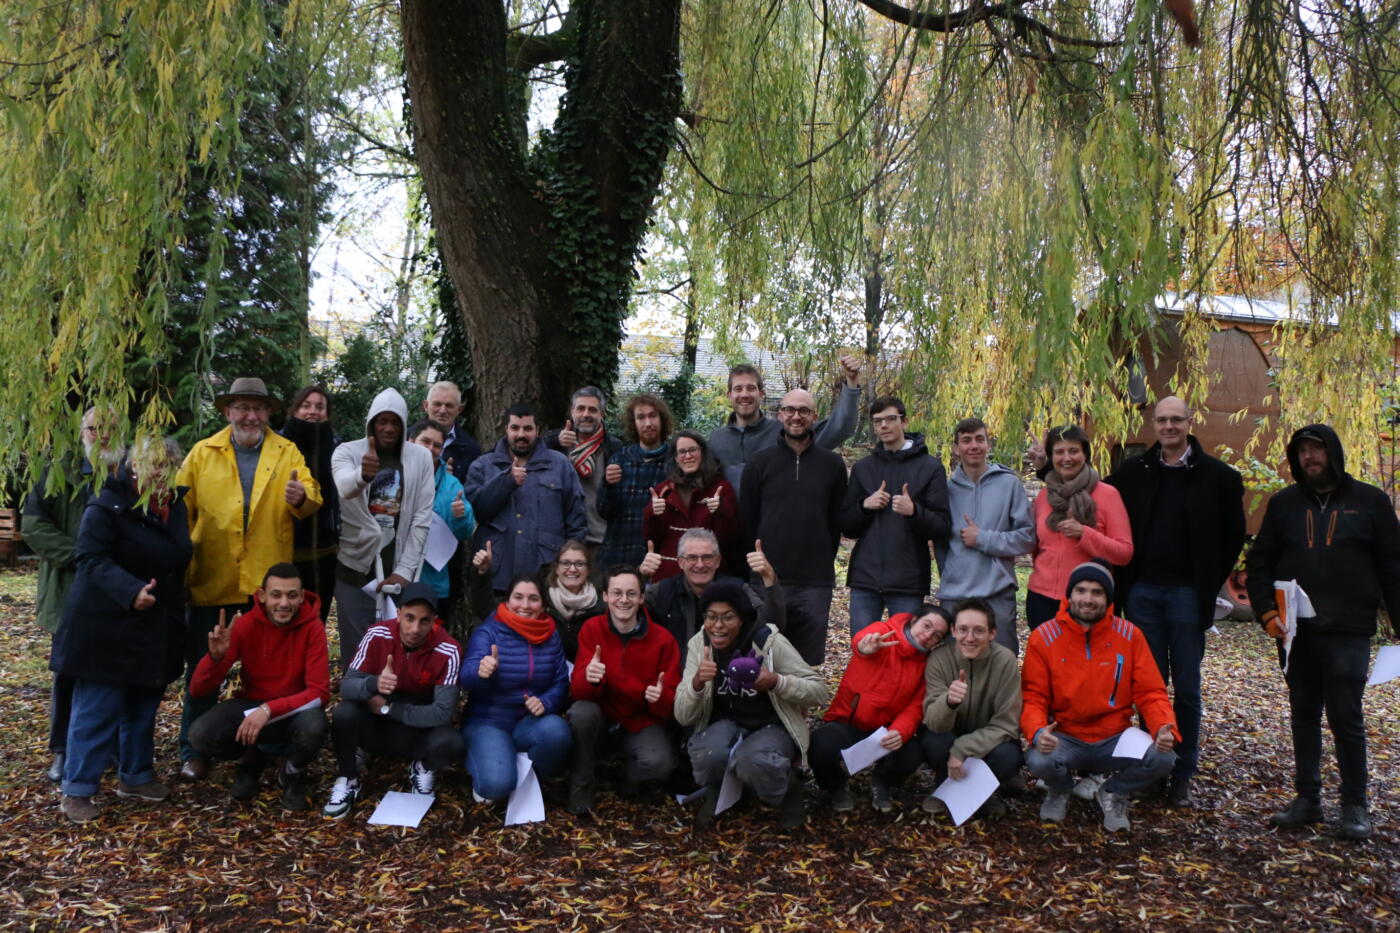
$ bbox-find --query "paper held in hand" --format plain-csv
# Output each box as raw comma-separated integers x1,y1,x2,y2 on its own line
930,758,999,826
840,727,894,776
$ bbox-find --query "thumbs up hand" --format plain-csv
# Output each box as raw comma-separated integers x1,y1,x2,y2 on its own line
693,646,718,690
864,480,891,511
892,482,915,516
1036,721,1059,754
452,488,466,519
207,607,233,661
638,540,662,578
473,539,493,573
650,486,666,516
703,487,722,514
746,539,774,587
133,578,157,611
559,419,578,449
604,463,622,485
960,512,980,547
361,445,380,482
478,644,499,679
947,668,969,707
645,672,665,704
378,654,398,695
284,468,307,507
586,645,607,684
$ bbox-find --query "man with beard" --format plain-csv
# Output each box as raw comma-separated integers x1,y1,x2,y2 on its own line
738,388,848,665
465,402,587,593
546,387,623,560
187,564,330,810
175,378,322,781
421,381,482,482
1022,562,1178,832
331,388,436,670
598,394,674,569
1247,424,1400,841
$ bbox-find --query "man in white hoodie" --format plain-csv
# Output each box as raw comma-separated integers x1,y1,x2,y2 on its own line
331,389,436,669
934,418,1036,653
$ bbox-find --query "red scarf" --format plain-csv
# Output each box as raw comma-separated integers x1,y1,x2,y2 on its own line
569,428,605,478
496,603,557,644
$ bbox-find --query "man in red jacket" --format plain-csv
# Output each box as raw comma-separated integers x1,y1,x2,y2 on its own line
1022,562,1179,832
566,565,682,814
188,563,330,810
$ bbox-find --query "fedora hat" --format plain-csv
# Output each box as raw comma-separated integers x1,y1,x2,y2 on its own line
214,377,283,413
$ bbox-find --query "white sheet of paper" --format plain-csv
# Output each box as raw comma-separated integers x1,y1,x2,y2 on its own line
931,757,998,826
505,752,546,825
1275,579,1315,674
361,578,381,598
242,697,321,725
840,727,893,776
1367,645,1400,686
378,595,397,623
713,739,744,816
367,790,435,828
424,512,459,571
1112,726,1155,760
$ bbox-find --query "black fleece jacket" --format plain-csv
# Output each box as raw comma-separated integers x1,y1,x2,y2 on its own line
739,438,848,587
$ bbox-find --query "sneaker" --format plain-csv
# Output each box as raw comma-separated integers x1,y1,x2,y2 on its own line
978,795,1009,823
61,794,99,823
830,786,855,813
471,789,490,804
567,782,596,816
693,784,720,831
116,780,170,802
1040,787,1070,823
46,752,65,784
1096,786,1130,832
1338,804,1372,841
1071,773,1107,801
322,777,360,819
1167,776,1194,808
279,768,309,812
408,760,436,796
870,778,894,813
778,773,807,830
1269,795,1323,830
921,793,948,816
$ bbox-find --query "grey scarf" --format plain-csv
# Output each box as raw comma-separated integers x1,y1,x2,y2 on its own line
1045,464,1099,531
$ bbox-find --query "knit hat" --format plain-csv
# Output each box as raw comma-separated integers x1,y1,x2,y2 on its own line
1066,561,1114,603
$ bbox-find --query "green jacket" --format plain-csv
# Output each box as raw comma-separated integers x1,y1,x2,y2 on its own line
21,461,94,634
922,641,1022,761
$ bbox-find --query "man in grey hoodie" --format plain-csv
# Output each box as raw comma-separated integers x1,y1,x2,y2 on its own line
934,418,1036,653
331,388,436,670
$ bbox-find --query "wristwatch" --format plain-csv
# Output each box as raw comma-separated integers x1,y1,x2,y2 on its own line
378,702,392,717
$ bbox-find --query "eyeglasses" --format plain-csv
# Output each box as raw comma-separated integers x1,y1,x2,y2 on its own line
778,406,815,418
1154,416,1188,425
557,560,588,570
229,403,268,415
679,553,719,565
703,611,740,624
871,414,903,425
676,447,702,457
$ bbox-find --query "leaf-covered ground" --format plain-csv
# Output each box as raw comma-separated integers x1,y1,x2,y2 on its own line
1,564,1397,931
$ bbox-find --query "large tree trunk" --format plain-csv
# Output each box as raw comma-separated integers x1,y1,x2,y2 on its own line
401,0,682,437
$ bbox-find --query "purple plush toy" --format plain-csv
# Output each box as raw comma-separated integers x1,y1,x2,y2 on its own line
724,651,762,691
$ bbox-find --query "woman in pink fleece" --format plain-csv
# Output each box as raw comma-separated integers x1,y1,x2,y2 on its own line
1025,425,1133,629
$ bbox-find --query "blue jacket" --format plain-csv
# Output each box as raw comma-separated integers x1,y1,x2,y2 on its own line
464,439,587,591
421,462,477,599
460,612,570,730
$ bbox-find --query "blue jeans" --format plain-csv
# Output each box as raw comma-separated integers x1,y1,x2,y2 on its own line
63,680,164,797
1026,731,1176,796
1125,583,1203,780
847,589,926,636
463,715,572,802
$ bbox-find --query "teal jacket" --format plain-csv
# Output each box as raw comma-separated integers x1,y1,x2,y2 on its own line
422,462,476,599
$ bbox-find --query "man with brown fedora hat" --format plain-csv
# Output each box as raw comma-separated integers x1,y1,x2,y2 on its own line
174,376,323,781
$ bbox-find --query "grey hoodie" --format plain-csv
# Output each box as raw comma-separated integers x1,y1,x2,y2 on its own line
330,388,436,580
934,461,1035,601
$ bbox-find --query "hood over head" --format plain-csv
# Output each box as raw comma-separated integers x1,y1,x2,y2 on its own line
1286,423,1347,488
364,388,410,435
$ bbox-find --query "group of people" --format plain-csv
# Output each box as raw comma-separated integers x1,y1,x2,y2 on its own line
23,362,1400,842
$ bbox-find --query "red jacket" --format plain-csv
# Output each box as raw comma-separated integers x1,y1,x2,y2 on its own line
189,591,330,718
349,619,461,702
642,475,739,581
1020,603,1180,745
570,610,681,732
822,614,927,741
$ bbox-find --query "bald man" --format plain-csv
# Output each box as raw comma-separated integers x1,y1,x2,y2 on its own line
738,388,849,665
1106,396,1244,808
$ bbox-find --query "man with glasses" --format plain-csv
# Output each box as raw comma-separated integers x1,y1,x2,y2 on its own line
1105,396,1244,808
175,377,323,782
739,389,848,665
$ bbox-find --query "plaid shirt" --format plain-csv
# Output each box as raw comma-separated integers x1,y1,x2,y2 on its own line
598,443,671,569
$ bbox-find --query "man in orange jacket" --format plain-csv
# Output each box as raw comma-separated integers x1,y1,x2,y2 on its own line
1022,562,1179,832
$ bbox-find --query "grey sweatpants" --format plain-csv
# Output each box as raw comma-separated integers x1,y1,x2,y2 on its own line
688,719,797,806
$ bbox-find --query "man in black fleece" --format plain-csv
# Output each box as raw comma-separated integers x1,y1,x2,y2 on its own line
1246,423,1400,841
740,388,848,665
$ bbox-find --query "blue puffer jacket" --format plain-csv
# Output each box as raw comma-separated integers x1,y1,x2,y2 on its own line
460,611,570,729
421,462,476,599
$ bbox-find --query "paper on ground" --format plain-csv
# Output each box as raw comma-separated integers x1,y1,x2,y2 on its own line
1367,645,1400,686
243,697,321,725
840,727,893,776
367,790,434,828
505,752,546,825
931,757,998,826
424,512,460,571
1111,726,1154,760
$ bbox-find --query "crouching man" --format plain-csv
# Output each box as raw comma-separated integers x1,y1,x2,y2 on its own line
1021,562,1179,832
188,563,330,811
323,582,464,818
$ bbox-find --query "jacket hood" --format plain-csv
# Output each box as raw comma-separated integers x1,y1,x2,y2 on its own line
1286,423,1347,487
871,432,930,463
949,459,1015,488
246,589,324,631
364,388,410,435
888,611,933,657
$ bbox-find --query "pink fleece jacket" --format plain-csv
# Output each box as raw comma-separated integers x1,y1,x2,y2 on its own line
1027,481,1133,600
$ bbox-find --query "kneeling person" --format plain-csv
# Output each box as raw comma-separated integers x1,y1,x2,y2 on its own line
188,563,330,811
1022,563,1178,831
324,582,463,818
566,566,682,813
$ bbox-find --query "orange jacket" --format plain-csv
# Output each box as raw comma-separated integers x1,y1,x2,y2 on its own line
1020,603,1179,746
823,614,928,741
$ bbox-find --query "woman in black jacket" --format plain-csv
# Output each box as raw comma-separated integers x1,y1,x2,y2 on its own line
280,385,340,621
52,439,192,823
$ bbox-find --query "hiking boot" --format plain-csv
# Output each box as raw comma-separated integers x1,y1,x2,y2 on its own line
230,751,265,801
693,784,720,831
870,778,894,813
978,795,1009,823
829,785,855,813
61,795,99,823
279,768,310,812
408,760,436,795
322,777,360,819
1167,776,1194,808
567,782,596,816
116,780,170,802
177,758,209,782
1269,796,1323,830
921,793,948,816
1040,787,1070,823
1338,804,1372,842
1071,773,1106,801
1097,786,1130,832
778,774,807,830
46,752,65,784
1131,776,1168,802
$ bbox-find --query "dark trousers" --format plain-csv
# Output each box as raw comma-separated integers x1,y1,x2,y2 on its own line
330,699,464,778
188,699,327,769
921,733,1024,786
808,721,925,791
49,671,75,753
294,552,339,624
1127,583,1204,780
567,700,678,787
181,602,249,761
1285,631,1371,806
1024,590,1061,631
782,583,835,666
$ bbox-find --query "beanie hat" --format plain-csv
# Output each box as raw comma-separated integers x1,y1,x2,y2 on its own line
1066,561,1114,603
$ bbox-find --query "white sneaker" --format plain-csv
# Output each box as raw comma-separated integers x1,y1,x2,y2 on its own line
1071,773,1107,801
1040,787,1070,823
1096,786,1131,832
409,760,436,795
322,777,360,819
